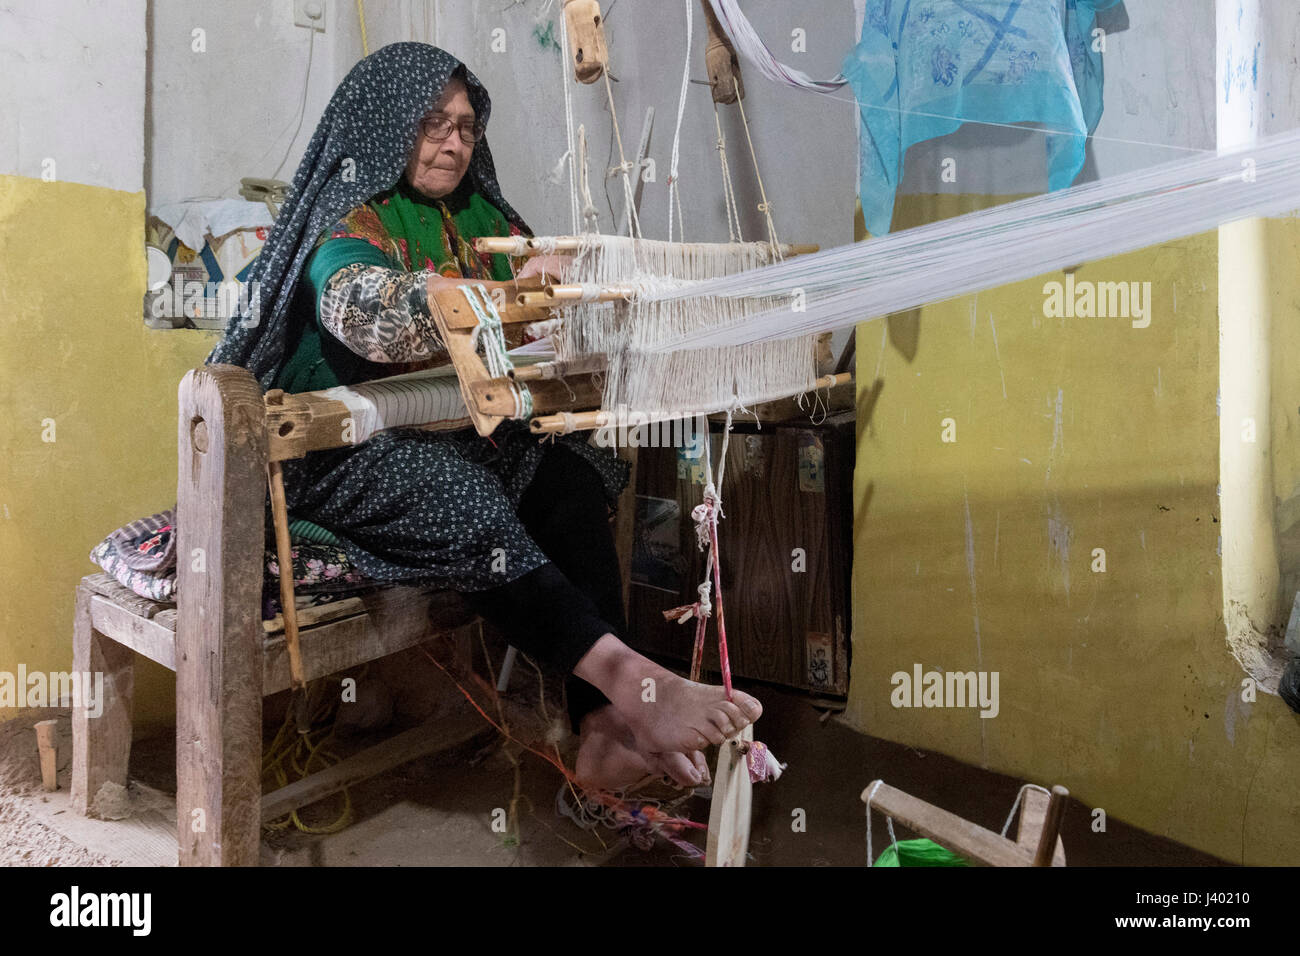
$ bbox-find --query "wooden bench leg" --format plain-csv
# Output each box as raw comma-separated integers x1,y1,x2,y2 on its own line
176,365,268,866
71,584,135,815
175,622,262,866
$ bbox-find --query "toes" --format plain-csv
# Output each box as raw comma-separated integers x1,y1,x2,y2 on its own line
716,700,747,734
690,750,711,785
650,751,704,787
733,691,763,722
708,707,737,738
696,722,726,747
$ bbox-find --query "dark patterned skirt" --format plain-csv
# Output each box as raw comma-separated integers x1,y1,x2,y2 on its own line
278,419,631,593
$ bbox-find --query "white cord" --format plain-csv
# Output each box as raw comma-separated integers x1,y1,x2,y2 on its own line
666,0,693,243
270,27,317,181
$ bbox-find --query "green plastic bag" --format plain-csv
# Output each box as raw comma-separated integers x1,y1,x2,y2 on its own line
873,838,970,867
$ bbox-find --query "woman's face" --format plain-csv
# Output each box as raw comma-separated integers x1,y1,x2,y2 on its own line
405,78,476,200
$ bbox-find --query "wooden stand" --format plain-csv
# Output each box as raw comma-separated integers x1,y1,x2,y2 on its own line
861,780,1069,867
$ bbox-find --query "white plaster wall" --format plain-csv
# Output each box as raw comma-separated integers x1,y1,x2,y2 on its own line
145,0,351,207
0,0,147,192
144,0,446,209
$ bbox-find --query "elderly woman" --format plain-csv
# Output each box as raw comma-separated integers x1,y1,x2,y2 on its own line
207,43,760,791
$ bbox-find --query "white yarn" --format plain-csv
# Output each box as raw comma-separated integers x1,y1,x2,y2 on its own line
713,104,743,243
666,0,693,243
531,235,560,255
863,780,900,867
541,2,819,426
1001,784,1052,839
640,127,1300,350
704,0,847,94
558,7,580,233
549,234,815,420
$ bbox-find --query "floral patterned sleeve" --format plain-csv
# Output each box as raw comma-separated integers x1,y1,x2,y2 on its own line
318,263,447,365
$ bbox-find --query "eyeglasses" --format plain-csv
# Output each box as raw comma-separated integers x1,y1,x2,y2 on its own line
419,115,485,145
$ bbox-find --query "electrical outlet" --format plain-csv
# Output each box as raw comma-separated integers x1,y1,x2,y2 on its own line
294,0,326,31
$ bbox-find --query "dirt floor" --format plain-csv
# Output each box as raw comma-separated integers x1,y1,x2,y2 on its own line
0,657,1227,865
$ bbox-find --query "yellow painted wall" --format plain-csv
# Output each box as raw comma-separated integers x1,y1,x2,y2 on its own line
845,194,1300,865
0,174,219,734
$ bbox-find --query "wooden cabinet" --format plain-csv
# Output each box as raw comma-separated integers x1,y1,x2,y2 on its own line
627,410,854,698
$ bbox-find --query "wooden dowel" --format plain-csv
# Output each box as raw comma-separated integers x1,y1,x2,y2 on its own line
527,372,854,433
516,291,559,308
35,719,58,791
474,237,535,255
543,283,638,302
510,355,607,381
266,459,305,695
1033,785,1070,867
529,409,609,434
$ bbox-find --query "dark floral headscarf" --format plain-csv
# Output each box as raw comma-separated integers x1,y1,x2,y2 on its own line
206,42,530,389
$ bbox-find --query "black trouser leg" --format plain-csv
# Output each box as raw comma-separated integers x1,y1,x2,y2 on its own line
463,442,626,733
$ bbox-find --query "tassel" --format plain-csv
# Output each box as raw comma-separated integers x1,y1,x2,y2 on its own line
745,740,786,783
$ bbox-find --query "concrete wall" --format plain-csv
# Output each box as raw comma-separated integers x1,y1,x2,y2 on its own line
843,0,1300,864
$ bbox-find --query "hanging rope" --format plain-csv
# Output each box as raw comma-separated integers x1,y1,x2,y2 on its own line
666,0,694,243
558,4,582,233
732,77,783,259
713,103,744,243
601,68,644,239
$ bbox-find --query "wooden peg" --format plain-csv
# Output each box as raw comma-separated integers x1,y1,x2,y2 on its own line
35,719,58,791
564,0,609,84
701,0,744,103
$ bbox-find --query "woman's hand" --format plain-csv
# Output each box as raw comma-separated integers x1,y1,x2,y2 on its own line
515,254,573,282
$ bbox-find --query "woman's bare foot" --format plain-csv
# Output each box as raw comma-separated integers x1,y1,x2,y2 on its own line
574,704,709,790
574,635,763,756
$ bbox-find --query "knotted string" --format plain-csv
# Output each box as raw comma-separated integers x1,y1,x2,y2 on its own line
462,284,533,419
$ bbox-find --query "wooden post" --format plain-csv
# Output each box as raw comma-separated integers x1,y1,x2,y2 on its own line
71,583,135,814
175,365,268,866
35,720,59,792
1033,785,1070,867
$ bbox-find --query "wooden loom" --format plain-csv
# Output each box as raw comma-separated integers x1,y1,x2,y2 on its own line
254,0,850,866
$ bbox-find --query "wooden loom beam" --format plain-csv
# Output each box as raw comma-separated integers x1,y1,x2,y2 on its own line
474,236,821,257
528,372,854,434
